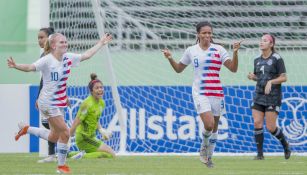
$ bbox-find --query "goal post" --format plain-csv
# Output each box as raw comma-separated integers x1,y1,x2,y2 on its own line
90,0,127,154
48,0,307,155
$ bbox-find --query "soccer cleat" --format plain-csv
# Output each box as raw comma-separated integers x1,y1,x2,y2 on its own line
71,150,86,160
199,143,208,164
200,156,208,164
37,155,57,163
15,122,29,141
56,165,71,174
284,145,291,160
205,157,214,168
253,155,264,160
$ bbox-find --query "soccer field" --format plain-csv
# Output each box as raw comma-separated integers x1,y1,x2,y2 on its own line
0,154,306,175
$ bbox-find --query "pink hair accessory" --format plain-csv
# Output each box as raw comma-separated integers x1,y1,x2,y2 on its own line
90,79,100,85
263,34,273,43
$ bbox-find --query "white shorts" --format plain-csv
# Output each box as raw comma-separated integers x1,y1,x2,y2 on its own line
38,104,64,121
193,94,225,116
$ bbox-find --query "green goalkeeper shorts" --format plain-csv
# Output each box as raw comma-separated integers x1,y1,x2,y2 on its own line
75,134,104,153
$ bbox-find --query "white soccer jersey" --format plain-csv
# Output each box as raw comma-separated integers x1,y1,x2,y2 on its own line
180,43,230,98
34,53,81,107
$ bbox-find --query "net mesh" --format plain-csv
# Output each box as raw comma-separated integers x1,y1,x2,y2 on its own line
50,0,307,154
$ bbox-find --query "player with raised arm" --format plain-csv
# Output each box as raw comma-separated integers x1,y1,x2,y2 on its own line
69,73,115,160
162,21,242,168
248,33,291,160
7,32,112,174
36,27,57,163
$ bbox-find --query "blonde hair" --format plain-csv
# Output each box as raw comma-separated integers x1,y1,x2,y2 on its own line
44,33,64,54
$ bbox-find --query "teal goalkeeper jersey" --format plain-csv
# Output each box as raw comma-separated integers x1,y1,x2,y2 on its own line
76,95,105,137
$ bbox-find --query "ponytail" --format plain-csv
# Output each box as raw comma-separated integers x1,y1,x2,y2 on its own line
43,33,63,54
44,38,51,54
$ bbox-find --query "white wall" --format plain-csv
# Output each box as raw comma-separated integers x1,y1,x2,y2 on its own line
0,84,30,153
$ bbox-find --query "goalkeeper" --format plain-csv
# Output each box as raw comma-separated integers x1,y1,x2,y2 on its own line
69,73,115,159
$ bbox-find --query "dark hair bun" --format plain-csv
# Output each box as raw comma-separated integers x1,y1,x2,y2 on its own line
48,27,55,34
90,73,97,81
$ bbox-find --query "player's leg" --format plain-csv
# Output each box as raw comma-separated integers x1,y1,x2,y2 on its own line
205,97,224,168
199,111,214,164
265,108,291,159
42,122,56,156
15,105,60,143
15,110,57,142
194,95,214,164
48,115,70,174
252,103,265,160
96,142,116,158
205,116,219,168
200,112,214,145
73,136,115,159
15,122,51,141
37,121,57,163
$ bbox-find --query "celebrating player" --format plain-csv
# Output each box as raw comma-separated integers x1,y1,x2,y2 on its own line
36,27,57,163
8,32,112,174
69,73,115,159
162,21,242,168
248,33,291,160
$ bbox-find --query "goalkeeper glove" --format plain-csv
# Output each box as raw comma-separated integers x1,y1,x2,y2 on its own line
99,128,112,140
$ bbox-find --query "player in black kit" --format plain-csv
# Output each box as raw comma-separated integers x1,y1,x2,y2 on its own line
248,34,291,160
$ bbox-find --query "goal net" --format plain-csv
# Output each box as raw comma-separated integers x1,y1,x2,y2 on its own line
49,0,307,155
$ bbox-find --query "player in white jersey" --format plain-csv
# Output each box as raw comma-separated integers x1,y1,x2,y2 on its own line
7,32,112,174
36,27,58,163
162,21,243,168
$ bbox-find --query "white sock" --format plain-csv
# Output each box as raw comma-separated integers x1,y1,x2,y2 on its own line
27,127,50,140
202,129,212,146
57,142,68,166
208,132,218,158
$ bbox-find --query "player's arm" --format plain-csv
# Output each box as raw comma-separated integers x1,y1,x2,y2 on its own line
265,57,287,94
97,123,112,140
7,57,36,72
70,117,81,136
70,103,87,136
80,33,112,62
247,72,258,81
162,48,187,73
264,73,287,95
223,39,243,73
269,58,287,84
269,73,287,84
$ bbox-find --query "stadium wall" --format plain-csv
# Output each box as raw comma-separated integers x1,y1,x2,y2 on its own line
0,85,30,153
0,85,306,154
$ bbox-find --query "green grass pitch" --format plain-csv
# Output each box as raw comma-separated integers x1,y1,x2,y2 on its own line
0,153,306,174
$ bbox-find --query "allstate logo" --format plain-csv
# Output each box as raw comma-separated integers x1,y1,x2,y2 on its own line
65,97,83,151
278,97,307,146
66,97,83,126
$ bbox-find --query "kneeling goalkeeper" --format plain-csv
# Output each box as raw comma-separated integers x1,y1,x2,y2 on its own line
69,73,115,159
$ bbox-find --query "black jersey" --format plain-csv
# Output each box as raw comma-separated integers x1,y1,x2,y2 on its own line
253,52,286,106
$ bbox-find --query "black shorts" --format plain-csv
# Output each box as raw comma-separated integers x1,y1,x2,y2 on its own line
251,103,280,114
